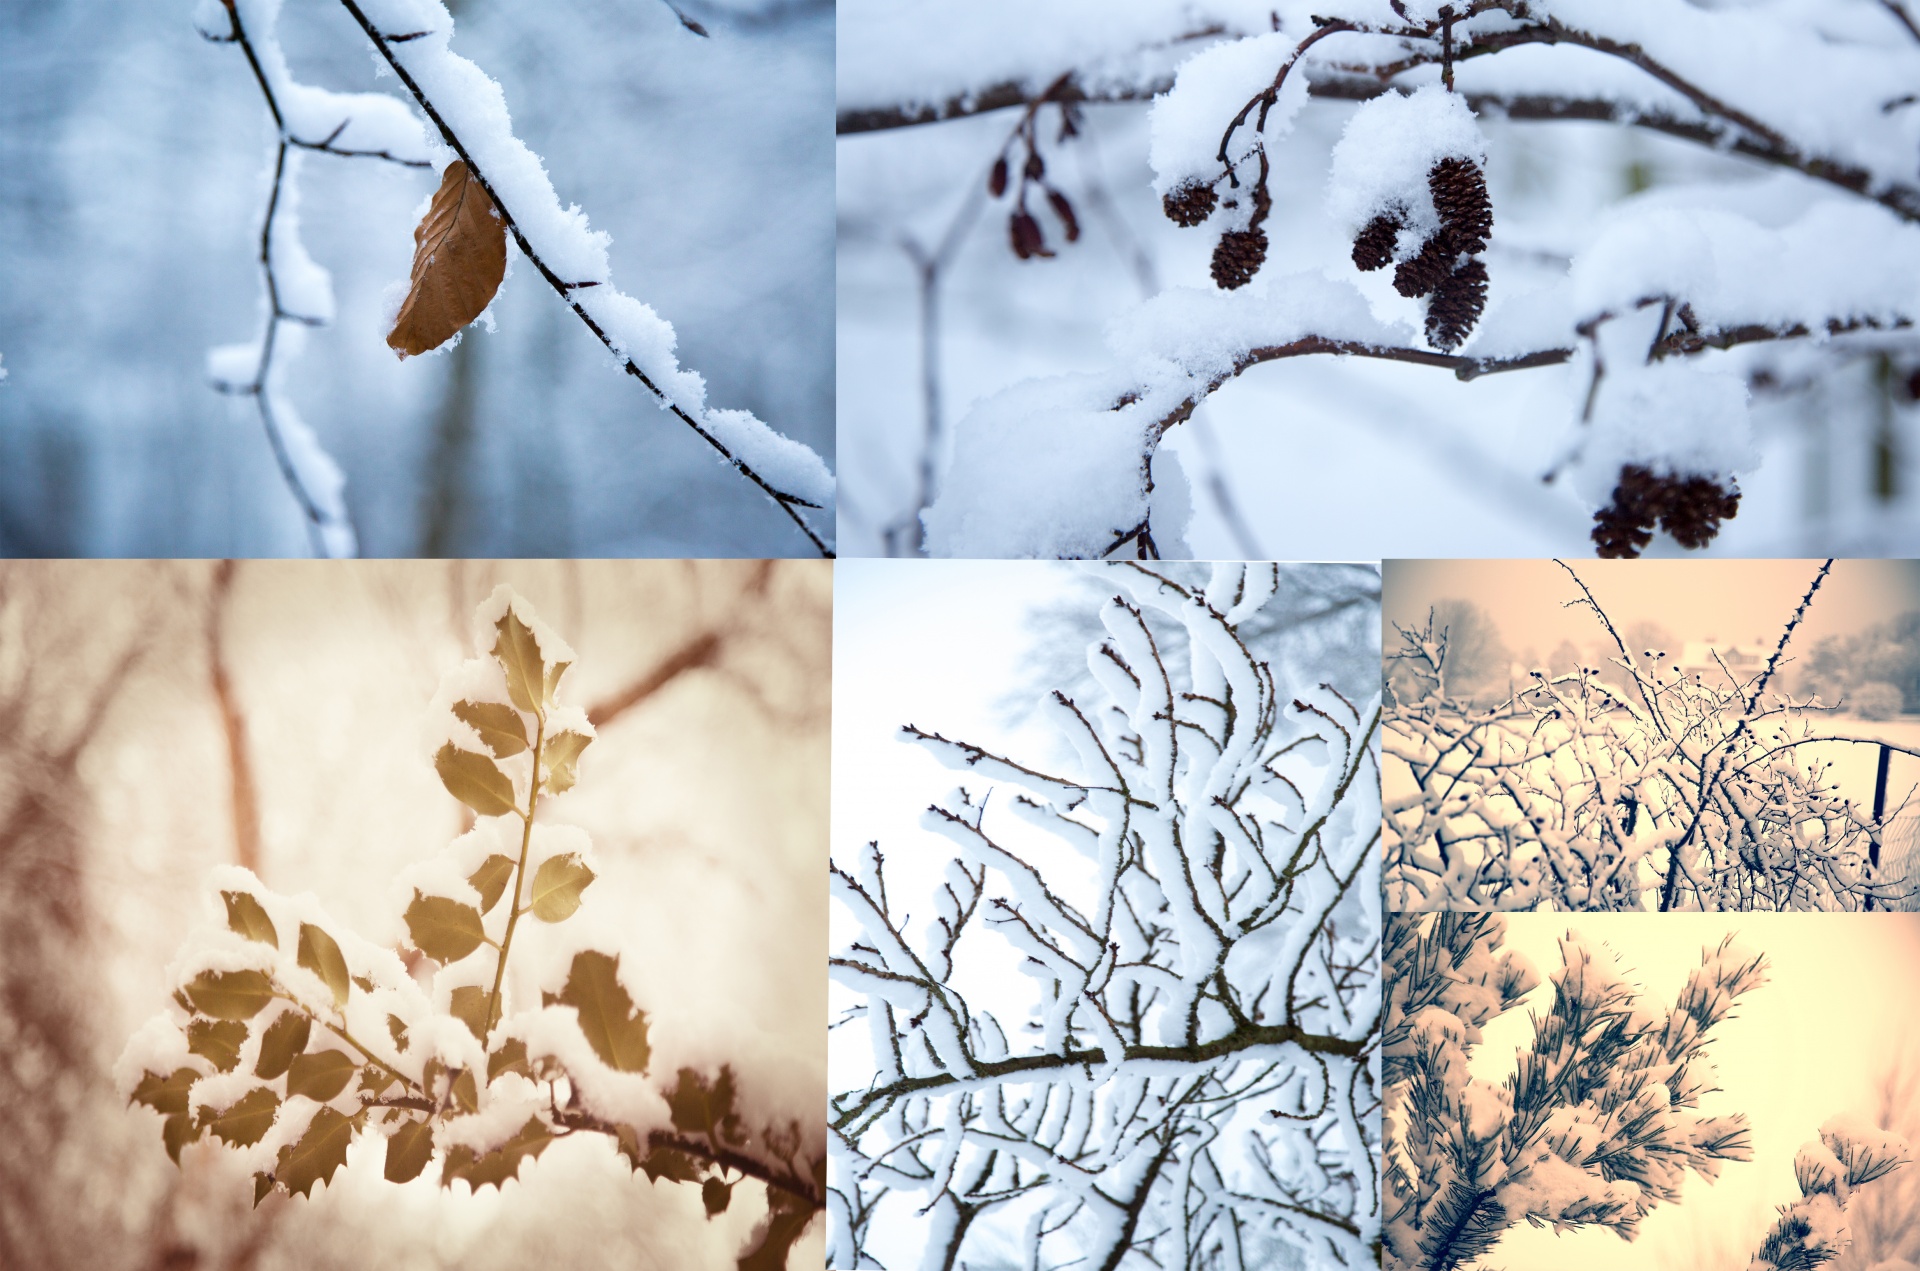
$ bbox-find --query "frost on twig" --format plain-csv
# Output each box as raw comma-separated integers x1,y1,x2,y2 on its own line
829,563,1382,1270
882,1,1920,557
1384,559,1913,912
119,588,822,1268
1385,911,1909,1270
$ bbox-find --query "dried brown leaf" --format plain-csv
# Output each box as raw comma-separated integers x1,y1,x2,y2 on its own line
387,160,507,359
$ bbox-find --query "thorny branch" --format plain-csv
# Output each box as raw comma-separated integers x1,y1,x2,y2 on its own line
333,0,834,557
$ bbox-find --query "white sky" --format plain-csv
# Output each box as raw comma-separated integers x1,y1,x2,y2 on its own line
1469,913,1920,1270
1383,560,1920,659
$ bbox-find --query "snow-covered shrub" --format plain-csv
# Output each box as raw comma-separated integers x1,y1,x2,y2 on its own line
1384,911,1909,1271
828,563,1382,1269
192,0,832,558
118,587,821,1269
1385,560,1909,911
1851,681,1906,721
840,0,1920,558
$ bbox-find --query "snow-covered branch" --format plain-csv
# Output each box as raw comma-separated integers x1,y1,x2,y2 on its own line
829,563,1382,1270
1384,560,1914,911
861,0,1920,557
1385,912,1911,1270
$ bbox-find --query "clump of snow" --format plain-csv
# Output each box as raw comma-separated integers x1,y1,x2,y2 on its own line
1149,31,1304,198
704,409,837,511
1575,361,1756,506
1326,84,1485,239
471,584,578,668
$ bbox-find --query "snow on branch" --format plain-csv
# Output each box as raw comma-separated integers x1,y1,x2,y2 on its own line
829,563,1383,1270
202,0,834,557
118,588,822,1267
888,0,1920,557
1385,913,1911,1270
1384,559,1920,912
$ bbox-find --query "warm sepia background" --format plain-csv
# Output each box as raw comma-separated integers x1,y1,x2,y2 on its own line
1473,914,1920,1270
0,559,827,1270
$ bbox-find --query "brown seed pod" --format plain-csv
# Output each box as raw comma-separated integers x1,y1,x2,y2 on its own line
1010,208,1048,260
1425,256,1488,351
1210,228,1268,291
1351,214,1401,272
1429,156,1492,254
1392,229,1459,298
1046,189,1080,243
1590,465,1741,557
1162,182,1217,228
1658,473,1741,549
988,156,1009,198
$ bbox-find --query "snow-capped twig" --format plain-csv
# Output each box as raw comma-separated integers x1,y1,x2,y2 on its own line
205,0,433,556
334,0,835,557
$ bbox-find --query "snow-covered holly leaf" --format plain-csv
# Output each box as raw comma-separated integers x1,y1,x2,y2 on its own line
488,1037,530,1082
666,1066,743,1144
449,985,491,1041
543,661,570,703
637,1144,703,1184
452,700,528,758
702,1176,733,1216
384,1119,434,1184
187,1018,248,1073
552,950,650,1073
275,1106,354,1198
405,891,487,963
222,891,279,947
255,1010,310,1080
387,160,506,360
435,743,518,818
737,1190,815,1271
450,1069,479,1115
203,1087,280,1148
252,1173,275,1208
529,853,593,921
185,969,274,1021
297,922,351,1010
467,853,517,914
541,731,592,795
442,1116,553,1190
162,1111,202,1165
285,1050,357,1102
130,1066,199,1115
386,1014,409,1052
492,610,545,713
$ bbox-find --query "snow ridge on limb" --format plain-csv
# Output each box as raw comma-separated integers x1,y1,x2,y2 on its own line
830,564,1383,1270
119,588,822,1269
334,0,835,556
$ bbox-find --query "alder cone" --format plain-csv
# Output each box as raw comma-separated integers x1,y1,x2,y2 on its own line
1591,464,1741,557
1009,208,1049,260
1211,228,1267,290
1425,256,1488,351
1352,214,1401,272
387,160,508,359
1429,156,1492,254
1162,181,1217,227
1393,229,1458,298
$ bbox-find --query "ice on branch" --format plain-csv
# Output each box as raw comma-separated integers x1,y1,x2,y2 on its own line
830,563,1383,1269
120,587,822,1268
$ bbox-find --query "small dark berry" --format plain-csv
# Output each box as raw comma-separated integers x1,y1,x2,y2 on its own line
988,156,1009,198
1046,189,1080,243
1010,209,1048,260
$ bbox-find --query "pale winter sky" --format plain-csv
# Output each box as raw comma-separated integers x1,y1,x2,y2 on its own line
1469,913,1920,1271
1383,559,1920,659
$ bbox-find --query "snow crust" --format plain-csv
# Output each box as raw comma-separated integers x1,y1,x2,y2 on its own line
1148,31,1305,198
